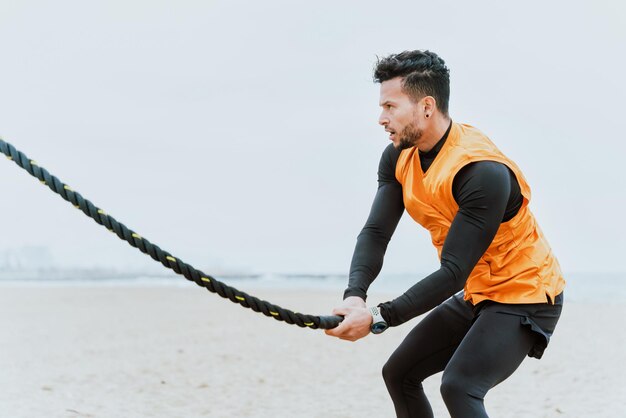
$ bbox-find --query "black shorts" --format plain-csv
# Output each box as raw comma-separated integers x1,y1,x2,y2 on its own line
467,291,564,359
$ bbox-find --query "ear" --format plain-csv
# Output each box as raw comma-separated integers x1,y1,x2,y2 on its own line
422,96,437,117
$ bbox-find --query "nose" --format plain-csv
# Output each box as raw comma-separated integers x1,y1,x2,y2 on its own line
378,111,389,127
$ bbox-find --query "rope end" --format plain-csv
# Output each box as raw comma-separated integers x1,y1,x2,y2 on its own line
317,315,344,330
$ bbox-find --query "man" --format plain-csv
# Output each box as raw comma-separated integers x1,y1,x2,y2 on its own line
325,50,565,418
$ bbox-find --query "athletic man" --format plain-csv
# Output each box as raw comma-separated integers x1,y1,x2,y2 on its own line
325,50,565,417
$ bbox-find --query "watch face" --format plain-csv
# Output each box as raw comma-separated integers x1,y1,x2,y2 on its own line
371,321,388,334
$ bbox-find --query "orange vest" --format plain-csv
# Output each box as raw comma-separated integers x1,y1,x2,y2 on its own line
396,122,565,305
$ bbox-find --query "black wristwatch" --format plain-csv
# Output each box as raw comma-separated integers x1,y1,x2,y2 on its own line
369,306,389,334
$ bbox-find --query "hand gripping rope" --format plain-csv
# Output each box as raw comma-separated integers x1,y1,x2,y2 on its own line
0,138,344,330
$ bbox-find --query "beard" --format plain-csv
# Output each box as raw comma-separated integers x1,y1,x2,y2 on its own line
396,122,423,151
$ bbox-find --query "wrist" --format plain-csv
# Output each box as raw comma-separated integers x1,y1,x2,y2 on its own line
343,288,367,302
342,295,366,309
369,305,389,334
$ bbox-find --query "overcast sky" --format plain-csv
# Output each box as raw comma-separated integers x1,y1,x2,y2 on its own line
1,0,624,277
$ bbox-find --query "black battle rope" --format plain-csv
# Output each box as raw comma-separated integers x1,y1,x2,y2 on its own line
0,138,343,330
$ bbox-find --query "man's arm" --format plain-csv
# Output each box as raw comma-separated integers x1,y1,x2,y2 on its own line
325,144,404,341
343,143,405,301
378,160,513,326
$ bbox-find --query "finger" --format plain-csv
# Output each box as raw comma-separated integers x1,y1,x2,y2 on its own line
329,314,348,330
325,325,348,337
326,327,343,338
332,307,350,316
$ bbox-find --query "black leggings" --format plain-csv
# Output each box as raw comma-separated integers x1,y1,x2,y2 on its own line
382,292,562,418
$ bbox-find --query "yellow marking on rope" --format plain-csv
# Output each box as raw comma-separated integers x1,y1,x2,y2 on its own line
40,180,46,185
166,256,176,262
74,205,80,209
5,155,12,160
270,311,279,316
201,277,211,283
97,209,106,215
235,296,245,301
64,185,73,191
108,228,114,232
304,322,314,326
132,233,142,239
30,160,37,166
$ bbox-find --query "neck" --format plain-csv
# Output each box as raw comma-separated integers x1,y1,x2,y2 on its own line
417,115,451,152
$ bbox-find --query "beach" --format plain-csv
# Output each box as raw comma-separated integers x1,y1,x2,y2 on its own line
1,283,624,418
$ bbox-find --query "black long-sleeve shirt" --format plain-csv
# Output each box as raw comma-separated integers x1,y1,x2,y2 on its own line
343,123,523,326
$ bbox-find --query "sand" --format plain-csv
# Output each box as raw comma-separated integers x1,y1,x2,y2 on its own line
0,284,624,417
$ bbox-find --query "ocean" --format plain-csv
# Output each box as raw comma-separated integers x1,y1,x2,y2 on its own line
0,271,623,303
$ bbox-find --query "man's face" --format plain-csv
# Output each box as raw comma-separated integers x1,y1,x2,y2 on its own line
378,77,424,150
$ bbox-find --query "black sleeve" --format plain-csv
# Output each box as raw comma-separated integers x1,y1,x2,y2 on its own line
378,161,512,326
342,144,405,301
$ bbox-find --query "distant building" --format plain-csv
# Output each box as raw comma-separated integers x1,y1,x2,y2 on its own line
0,246,55,270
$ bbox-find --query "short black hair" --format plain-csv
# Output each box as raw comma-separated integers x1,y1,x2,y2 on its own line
373,50,450,116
